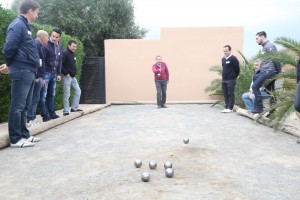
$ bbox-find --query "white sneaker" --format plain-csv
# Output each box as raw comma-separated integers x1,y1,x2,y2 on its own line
221,109,233,113
26,121,33,127
26,136,42,142
10,139,35,148
33,119,42,125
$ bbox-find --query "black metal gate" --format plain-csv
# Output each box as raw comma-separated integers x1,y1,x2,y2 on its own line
80,57,106,104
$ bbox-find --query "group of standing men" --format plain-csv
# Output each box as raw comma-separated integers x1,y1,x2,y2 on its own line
221,31,281,114
0,0,82,147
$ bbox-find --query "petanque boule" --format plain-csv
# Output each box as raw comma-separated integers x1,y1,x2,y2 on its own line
134,159,142,168
165,168,174,178
141,172,150,182
149,160,157,169
164,161,173,169
183,138,189,144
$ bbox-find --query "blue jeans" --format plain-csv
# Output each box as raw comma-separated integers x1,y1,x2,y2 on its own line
8,68,35,144
242,91,269,111
62,75,81,113
295,82,300,112
39,71,57,119
155,80,167,106
222,79,236,110
252,71,277,111
27,78,42,122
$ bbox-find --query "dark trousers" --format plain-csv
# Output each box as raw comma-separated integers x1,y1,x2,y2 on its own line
265,79,276,105
295,82,300,112
39,71,57,119
252,71,277,111
155,80,167,106
222,79,236,110
8,68,35,144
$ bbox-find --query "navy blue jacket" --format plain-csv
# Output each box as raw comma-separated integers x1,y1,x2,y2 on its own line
42,39,62,75
3,15,39,72
35,39,45,79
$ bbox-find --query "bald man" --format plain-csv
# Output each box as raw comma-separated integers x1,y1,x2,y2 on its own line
27,30,49,126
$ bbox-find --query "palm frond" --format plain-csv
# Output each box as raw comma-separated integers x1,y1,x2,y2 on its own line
254,51,297,67
275,37,300,55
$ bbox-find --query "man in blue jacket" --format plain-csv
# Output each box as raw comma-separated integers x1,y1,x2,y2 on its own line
27,30,49,126
2,0,42,147
39,27,62,121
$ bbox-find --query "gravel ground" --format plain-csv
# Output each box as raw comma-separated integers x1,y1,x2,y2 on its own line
0,104,299,200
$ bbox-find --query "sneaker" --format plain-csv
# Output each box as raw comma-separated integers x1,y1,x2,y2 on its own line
33,119,42,125
221,109,232,113
223,109,233,113
26,121,33,127
11,139,35,148
71,108,83,112
26,136,42,142
63,112,69,116
161,105,167,108
157,106,162,109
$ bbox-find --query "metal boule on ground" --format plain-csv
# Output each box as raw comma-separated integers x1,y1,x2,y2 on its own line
141,172,150,182
149,160,157,169
134,159,142,168
164,161,173,169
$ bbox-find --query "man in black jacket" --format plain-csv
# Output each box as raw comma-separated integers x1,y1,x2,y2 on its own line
2,0,42,147
61,40,82,116
221,45,240,113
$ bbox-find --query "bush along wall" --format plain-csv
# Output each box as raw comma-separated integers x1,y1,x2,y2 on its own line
0,6,84,123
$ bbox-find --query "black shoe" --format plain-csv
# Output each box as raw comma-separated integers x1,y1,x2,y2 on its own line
71,108,83,112
251,109,263,114
161,105,167,108
157,106,162,109
51,114,60,119
42,116,51,122
63,113,69,116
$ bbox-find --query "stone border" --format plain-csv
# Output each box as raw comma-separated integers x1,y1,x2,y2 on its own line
0,104,111,149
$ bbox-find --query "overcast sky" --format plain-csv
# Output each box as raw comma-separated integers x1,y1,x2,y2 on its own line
1,0,299,58
133,0,300,58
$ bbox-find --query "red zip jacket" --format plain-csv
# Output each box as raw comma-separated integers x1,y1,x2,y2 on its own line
152,62,169,81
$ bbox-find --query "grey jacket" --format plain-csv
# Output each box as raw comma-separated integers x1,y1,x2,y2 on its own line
260,40,277,73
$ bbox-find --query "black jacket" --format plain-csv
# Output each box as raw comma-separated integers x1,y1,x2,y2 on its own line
222,55,240,81
62,48,76,77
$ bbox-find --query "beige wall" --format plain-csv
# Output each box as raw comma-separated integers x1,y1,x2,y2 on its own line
105,27,244,103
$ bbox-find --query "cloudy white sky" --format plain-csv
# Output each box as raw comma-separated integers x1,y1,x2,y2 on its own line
133,0,300,57
1,0,299,58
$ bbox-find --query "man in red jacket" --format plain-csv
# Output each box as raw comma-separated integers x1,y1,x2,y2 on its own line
152,56,169,109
